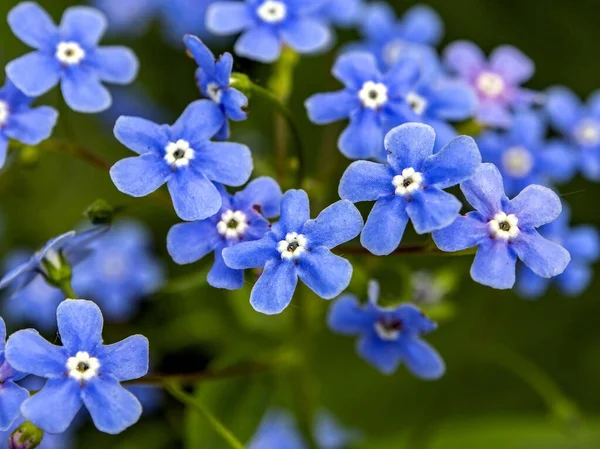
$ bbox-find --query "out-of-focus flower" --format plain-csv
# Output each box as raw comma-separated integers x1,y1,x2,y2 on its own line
168,177,281,290
0,318,29,431
314,0,363,28
223,190,363,315
339,123,481,255
6,3,138,113
433,163,571,289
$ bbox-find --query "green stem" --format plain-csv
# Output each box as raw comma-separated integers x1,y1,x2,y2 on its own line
165,382,246,449
58,280,78,299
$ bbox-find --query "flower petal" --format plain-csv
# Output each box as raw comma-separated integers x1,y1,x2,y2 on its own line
93,46,139,84
61,68,111,113
82,376,142,434
96,335,149,382
57,299,104,353
5,330,67,378
171,100,224,143
401,338,445,380
332,52,380,90
207,250,245,290
206,2,252,35
184,34,215,72
235,27,281,63
0,136,7,169
400,5,444,45
278,189,310,234
6,53,61,97
21,379,82,434
110,153,169,197
423,135,481,188
557,263,592,297
297,247,353,299
428,81,477,121
7,2,58,50
250,260,298,315
339,109,383,159
167,169,222,221
222,236,278,270
406,188,462,234
167,220,219,264
432,212,489,252
357,334,401,375
327,295,373,335
305,90,357,124
382,57,421,97
512,230,571,278
0,381,29,431
470,240,517,289
302,200,363,249
517,265,549,299
221,88,248,121
476,102,513,128
113,116,170,155
565,226,600,261
443,40,485,78
196,141,253,186
460,163,507,218
281,18,331,53
385,123,435,173
545,86,582,134
506,185,562,229
338,161,395,202
490,45,534,84
60,6,107,47
4,106,58,145
234,177,282,219
361,196,409,256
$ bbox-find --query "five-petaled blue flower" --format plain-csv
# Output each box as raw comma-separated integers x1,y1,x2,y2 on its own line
354,3,443,70
168,177,282,290
477,111,577,196
305,52,422,160
207,0,332,63
72,221,165,321
0,227,106,297
443,41,537,127
518,204,599,298
546,86,600,181
184,34,248,140
0,317,29,431
110,100,253,221
328,281,445,378
6,2,139,113
433,163,571,289
222,190,363,315
0,80,58,169
5,300,149,434
339,123,481,255
2,251,64,332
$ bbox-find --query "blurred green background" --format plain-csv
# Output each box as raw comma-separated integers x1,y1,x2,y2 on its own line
1,0,600,448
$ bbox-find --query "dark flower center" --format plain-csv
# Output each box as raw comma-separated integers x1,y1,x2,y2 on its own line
227,219,239,229
378,318,403,333
77,361,90,373
499,221,511,232
65,49,75,57
287,241,300,252
173,149,186,160
368,90,379,100
403,177,414,188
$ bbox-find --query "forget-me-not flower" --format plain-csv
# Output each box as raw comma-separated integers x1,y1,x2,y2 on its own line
354,2,443,70
444,41,537,127
0,80,58,169
222,190,363,315
305,52,422,160
2,251,64,332
477,111,577,196
0,227,106,297
339,123,481,255
110,100,253,221
0,318,29,431
328,281,445,378
72,221,165,321
6,2,139,113
207,0,332,63
517,204,599,298
5,300,149,434
433,163,571,289
168,177,282,290
546,86,600,181
184,34,248,141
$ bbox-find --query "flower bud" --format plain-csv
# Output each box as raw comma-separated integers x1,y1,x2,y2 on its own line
84,198,116,225
229,73,253,99
8,422,44,449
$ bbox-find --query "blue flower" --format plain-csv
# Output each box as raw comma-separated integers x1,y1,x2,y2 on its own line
517,204,599,298
354,3,443,70
0,227,106,297
222,190,363,315
433,163,571,289
0,80,58,169
0,318,29,431
0,416,73,449
110,100,253,221
6,2,139,113
5,300,149,434
207,0,332,63
168,177,282,290
328,281,445,378
314,0,363,28
305,52,422,160
339,123,481,255
2,251,64,332
184,34,248,140
476,112,577,196
443,41,537,127
545,86,600,181
72,221,165,321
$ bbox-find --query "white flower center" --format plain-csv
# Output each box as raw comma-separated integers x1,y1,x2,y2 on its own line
476,71,505,98
489,212,520,240
67,351,100,382
392,168,424,196
257,0,287,23
165,139,195,167
502,146,533,178
0,100,9,126
383,39,406,67
575,120,600,147
217,210,249,239
374,318,403,341
56,41,86,65
206,82,222,104
277,232,307,260
406,92,428,116
358,81,388,109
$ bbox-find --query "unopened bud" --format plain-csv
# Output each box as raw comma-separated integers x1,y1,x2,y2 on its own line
84,199,116,225
9,422,44,449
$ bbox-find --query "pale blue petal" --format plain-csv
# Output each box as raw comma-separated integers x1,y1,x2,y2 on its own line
302,200,363,249
235,27,281,63
206,2,252,35
281,18,331,53
512,230,571,279
250,260,298,315
332,52,380,90
385,123,435,172
338,161,395,202
422,135,481,188
4,106,58,145
167,169,222,221
400,5,444,45
57,300,104,353
361,196,408,255
382,57,421,97
477,102,513,128
214,53,233,87
0,136,7,168
395,304,437,335
167,220,219,264
517,265,549,299
428,81,477,121
61,68,111,113
234,177,282,218
279,190,310,234
7,2,59,50
6,53,61,97
184,34,215,72
171,100,224,143
545,86,582,134
327,295,373,335
110,153,169,197
509,112,545,148
565,226,600,261
222,236,278,270
402,338,445,380
93,47,139,84
406,188,462,234
297,248,353,299
432,212,489,252
113,116,170,155
305,90,357,124
357,334,401,375
96,336,148,382
0,381,29,431
506,185,562,229
339,109,383,159
490,45,534,84
360,3,395,40
207,250,244,290
460,163,507,218
470,240,517,289
196,141,253,186
60,6,107,47
221,88,248,121
443,41,485,78
557,263,592,297
538,140,578,184
5,330,67,378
